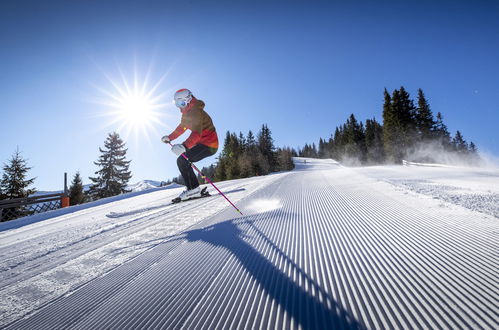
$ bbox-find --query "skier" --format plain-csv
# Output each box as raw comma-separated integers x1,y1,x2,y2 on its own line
161,89,219,200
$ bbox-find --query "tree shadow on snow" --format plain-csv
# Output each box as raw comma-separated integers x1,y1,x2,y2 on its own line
180,211,363,330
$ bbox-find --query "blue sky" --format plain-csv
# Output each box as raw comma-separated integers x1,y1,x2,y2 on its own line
1,0,498,190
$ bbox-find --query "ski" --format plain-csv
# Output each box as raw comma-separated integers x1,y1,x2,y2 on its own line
171,187,211,204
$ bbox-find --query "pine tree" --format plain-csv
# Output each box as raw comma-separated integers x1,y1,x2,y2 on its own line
246,130,256,148
277,147,295,171
238,132,246,153
331,126,342,160
469,141,478,154
396,86,418,158
326,136,334,158
214,158,227,181
365,117,385,163
434,112,452,149
300,144,315,158
312,143,318,157
416,89,436,141
382,88,399,163
245,130,267,176
468,141,480,165
225,132,242,179
343,114,366,163
237,152,252,178
258,124,277,171
318,138,327,158
0,148,36,221
382,87,418,163
216,132,242,180
0,148,36,199
398,86,418,136
69,171,86,205
88,132,132,200
197,165,216,184
452,131,468,154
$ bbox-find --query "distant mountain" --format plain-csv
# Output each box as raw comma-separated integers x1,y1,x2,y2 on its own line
127,180,167,192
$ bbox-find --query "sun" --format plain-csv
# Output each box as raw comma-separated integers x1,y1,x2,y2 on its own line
117,91,156,126
94,64,175,143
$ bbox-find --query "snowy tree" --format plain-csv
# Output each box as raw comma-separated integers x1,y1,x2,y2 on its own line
88,132,132,200
69,171,86,205
0,148,36,221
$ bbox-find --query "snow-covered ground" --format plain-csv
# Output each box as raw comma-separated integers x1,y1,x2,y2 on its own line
356,162,499,218
0,174,282,328
1,158,497,329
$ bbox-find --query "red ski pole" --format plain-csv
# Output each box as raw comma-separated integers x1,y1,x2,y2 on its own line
169,143,243,215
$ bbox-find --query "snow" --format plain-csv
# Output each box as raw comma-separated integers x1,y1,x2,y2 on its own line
1,158,497,329
0,175,282,327
246,198,282,213
356,164,499,218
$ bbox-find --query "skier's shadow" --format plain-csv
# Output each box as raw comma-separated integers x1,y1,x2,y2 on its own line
181,211,363,329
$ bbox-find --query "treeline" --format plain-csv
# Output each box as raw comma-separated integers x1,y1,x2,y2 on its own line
167,124,295,185
215,124,294,180
299,87,480,165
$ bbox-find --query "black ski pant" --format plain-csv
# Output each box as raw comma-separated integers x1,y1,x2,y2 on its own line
177,144,216,190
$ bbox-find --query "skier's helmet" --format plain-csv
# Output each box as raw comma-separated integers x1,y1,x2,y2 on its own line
174,89,193,108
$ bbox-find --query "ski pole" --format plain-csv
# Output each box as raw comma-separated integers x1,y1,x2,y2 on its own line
169,142,243,215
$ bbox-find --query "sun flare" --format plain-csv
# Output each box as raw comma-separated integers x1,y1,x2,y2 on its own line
94,65,174,143
117,92,156,125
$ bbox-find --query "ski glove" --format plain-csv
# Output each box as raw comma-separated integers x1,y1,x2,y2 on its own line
172,144,186,156
161,135,171,144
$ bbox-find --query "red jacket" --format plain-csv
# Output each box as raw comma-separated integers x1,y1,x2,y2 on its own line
168,98,218,150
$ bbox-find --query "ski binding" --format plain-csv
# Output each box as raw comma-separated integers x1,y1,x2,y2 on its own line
171,187,211,204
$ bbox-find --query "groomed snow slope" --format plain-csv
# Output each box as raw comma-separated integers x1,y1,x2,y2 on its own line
1,158,498,329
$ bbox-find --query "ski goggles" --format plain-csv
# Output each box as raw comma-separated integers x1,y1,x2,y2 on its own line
175,98,188,108
175,96,192,108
